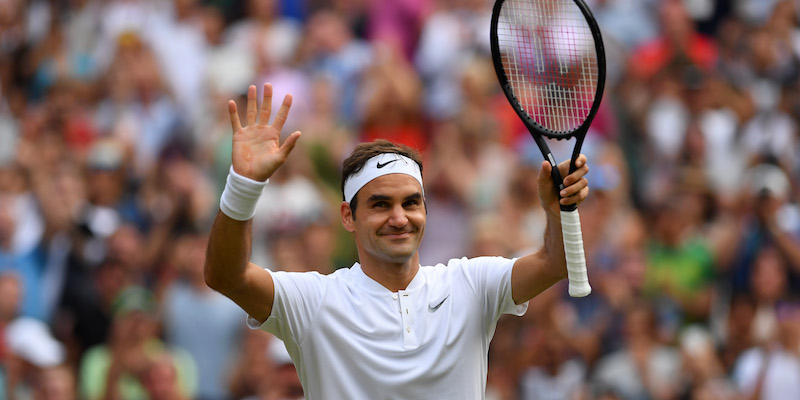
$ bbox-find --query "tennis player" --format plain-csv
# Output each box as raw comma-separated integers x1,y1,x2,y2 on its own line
204,83,590,399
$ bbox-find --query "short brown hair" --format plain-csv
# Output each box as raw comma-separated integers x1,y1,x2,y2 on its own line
341,140,423,213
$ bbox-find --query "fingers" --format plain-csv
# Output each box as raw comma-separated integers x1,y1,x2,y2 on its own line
560,176,588,199
271,94,293,133
228,100,242,133
556,154,587,177
561,185,590,205
559,155,590,204
246,85,258,126
557,155,588,186
230,83,292,132
280,131,302,158
258,83,273,127
538,161,552,185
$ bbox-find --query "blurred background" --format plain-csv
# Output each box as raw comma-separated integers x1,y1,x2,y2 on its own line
0,0,799,399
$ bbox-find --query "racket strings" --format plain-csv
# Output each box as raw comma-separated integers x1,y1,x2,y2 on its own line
497,0,598,135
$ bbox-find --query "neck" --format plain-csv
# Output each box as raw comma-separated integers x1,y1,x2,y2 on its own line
359,255,420,292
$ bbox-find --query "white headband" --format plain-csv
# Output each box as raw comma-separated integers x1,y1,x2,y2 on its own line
343,153,424,203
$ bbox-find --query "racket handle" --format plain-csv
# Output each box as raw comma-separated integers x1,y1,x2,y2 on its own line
561,209,591,297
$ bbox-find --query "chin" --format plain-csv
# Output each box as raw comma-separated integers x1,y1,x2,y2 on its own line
378,246,418,264
382,251,416,264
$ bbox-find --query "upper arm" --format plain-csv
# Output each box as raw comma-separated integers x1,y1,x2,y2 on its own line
204,211,276,323
251,269,330,343
219,262,275,324
511,250,566,304
456,257,526,319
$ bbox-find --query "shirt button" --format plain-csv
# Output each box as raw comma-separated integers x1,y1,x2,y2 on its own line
406,327,412,333
392,294,398,300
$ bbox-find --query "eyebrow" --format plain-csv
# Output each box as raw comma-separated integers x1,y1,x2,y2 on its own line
366,193,423,203
404,193,423,202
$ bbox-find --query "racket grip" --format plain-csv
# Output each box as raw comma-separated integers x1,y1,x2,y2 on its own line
561,209,591,297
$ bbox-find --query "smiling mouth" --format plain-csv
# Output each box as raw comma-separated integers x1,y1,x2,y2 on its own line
381,231,414,238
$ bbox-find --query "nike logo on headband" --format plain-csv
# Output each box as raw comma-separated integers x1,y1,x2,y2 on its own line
376,159,399,169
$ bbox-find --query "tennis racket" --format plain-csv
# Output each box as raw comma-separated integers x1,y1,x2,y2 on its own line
490,0,605,297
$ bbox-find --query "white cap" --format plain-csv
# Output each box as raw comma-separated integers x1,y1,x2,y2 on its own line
343,153,423,203
5,317,65,367
744,164,790,199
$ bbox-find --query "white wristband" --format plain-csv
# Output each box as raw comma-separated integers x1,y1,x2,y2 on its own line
219,166,267,221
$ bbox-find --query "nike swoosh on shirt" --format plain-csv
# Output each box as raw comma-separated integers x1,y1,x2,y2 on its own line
428,295,450,313
376,159,398,168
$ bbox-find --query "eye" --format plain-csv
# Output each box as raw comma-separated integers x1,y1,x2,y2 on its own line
372,201,390,208
403,199,421,208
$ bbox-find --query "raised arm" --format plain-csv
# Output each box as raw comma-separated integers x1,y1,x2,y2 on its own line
511,156,589,304
204,83,301,323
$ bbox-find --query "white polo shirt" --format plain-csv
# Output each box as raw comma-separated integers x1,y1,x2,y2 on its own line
247,256,528,400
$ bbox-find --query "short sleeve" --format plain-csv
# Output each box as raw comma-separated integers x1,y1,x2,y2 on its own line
452,256,528,323
246,270,328,344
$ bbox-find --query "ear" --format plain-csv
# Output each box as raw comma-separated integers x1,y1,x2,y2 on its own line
341,202,355,232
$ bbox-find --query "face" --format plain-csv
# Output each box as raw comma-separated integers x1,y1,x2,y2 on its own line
342,174,425,265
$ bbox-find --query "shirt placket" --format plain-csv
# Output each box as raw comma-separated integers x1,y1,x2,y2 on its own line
397,290,418,349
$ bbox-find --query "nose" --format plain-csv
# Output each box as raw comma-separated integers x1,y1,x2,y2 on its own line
387,204,408,228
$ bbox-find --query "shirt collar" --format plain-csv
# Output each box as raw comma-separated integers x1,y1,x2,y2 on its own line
349,263,425,295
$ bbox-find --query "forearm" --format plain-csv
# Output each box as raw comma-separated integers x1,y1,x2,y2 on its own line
204,211,253,294
200,83,294,321
540,212,569,281
511,213,567,304
205,163,267,293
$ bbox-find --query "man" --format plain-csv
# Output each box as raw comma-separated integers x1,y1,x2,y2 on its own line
79,286,197,400
204,83,590,399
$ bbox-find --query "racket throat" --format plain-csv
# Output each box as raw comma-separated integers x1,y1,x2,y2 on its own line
545,153,578,212
545,153,564,192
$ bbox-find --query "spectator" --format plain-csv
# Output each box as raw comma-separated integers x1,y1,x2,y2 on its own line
679,325,740,400
140,353,190,400
161,233,245,400
78,286,197,400
643,189,717,326
358,42,426,150
301,9,373,125
1,0,800,397
227,329,274,399
2,317,67,399
518,327,587,400
592,302,682,400
0,164,46,321
733,301,800,400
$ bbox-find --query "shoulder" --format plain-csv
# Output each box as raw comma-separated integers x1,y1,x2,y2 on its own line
422,256,517,288
270,268,336,280
430,256,516,270
269,267,355,290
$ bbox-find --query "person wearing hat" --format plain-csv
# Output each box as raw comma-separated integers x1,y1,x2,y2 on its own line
78,286,197,400
2,316,68,399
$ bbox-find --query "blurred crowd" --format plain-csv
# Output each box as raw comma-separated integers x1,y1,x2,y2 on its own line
0,0,799,399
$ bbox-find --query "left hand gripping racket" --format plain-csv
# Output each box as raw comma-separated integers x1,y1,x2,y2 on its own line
490,0,606,297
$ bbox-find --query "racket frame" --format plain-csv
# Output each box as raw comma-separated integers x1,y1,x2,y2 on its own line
489,0,606,211
489,0,606,297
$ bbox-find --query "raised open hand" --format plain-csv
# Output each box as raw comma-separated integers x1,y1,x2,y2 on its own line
228,83,301,182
